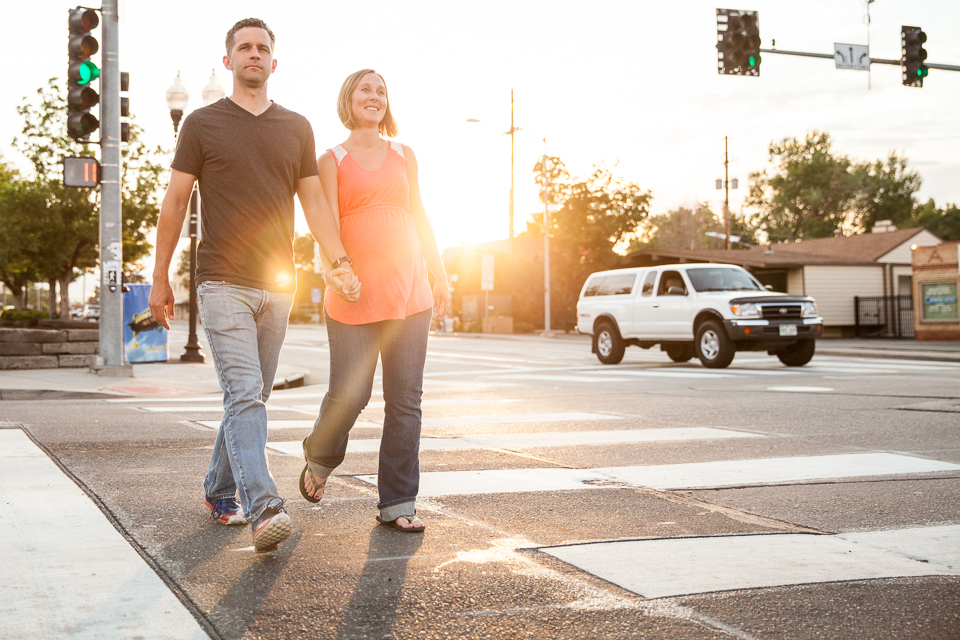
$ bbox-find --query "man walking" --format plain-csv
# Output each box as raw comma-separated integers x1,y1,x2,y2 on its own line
149,18,356,552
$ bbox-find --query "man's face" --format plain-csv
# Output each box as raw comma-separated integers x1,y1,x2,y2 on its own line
223,27,275,88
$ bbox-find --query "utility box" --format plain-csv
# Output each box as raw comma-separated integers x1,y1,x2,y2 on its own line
123,283,169,362
482,316,514,334
912,241,960,341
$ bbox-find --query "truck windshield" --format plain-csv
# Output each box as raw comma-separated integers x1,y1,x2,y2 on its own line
686,267,763,292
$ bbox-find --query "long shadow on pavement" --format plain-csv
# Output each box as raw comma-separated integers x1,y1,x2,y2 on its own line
335,525,425,640
206,531,304,639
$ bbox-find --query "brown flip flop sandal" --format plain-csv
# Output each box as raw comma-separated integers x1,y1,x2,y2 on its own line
376,514,425,533
299,465,326,503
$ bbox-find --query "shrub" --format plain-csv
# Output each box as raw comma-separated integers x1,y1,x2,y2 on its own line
0,309,48,325
513,321,535,334
462,320,482,333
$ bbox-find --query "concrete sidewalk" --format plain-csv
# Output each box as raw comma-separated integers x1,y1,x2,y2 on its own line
814,338,960,363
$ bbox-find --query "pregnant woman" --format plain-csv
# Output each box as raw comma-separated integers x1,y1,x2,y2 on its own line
301,69,451,532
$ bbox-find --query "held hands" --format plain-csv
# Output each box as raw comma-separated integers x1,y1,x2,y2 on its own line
433,278,452,319
328,264,361,303
148,279,175,330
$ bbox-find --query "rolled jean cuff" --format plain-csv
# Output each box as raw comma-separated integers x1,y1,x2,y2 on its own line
249,496,284,524
379,500,416,523
305,458,335,480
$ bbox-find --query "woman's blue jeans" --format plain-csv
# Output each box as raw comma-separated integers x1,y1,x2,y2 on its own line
197,281,293,523
304,309,431,522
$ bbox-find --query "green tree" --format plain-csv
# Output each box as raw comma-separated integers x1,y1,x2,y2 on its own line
7,78,166,316
529,159,652,330
910,199,960,241
851,153,922,232
0,158,35,309
746,132,856,241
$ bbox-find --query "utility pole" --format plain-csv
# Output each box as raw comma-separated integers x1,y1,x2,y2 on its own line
542,142,551,335
724,136,731,251
94,0,129,375
506,90,518,256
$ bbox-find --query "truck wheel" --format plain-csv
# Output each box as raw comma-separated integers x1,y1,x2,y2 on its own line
777,339,816,366
695,320,735,369
664,343,695,363
594,321,625,365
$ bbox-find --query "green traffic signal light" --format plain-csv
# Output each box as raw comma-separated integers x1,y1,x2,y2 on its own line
79,61,99,85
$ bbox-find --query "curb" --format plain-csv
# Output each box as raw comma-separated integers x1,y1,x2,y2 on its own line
815,348,960,363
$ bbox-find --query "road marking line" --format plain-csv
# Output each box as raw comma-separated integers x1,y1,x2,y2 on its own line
766,386,835,393
0,430,206,638
289,398,519,411
196,419,381,430
266,427,762,456
142,405,312,413
355,453,959,497
592,453,959,490
543,525,960,599
420,412,620,429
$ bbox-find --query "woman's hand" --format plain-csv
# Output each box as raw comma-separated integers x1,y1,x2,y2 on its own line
433,278,452,318
328,265,361,303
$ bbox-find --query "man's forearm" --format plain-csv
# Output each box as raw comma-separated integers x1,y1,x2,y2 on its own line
303,202,347,265
153,201,189,281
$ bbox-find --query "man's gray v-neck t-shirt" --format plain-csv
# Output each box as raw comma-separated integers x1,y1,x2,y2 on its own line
171,97,318,293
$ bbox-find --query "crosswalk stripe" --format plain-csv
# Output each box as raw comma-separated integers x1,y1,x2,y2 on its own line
196,419,380,430
142,405,310,413
356,453,960,497
289,398,519,411
0,430,206,637
420,412,620,428
544,525,960,599
266,426,762,457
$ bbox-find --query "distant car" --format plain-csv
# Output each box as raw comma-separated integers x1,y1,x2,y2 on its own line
576,263,823,368
83,304,100,320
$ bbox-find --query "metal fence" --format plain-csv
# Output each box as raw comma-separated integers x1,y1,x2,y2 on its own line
854,295,914,338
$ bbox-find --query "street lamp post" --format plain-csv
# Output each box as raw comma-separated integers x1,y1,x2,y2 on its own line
540,139,552,336
165,71,224,363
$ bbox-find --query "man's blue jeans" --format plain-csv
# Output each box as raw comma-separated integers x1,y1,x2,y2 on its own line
303,309,431,523
197,281,293,523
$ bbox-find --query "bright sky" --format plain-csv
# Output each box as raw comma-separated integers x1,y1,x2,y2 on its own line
3,1,959,300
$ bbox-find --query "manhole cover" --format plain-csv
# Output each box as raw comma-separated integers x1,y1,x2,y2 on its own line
104,384,181,395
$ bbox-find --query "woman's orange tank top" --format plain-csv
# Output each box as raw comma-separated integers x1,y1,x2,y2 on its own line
323,141,433,325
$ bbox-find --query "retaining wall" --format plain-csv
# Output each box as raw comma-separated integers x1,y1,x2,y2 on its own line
0,327,99,369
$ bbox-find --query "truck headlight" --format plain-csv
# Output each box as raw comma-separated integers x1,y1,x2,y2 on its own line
801,301,818,317
730,302,760,318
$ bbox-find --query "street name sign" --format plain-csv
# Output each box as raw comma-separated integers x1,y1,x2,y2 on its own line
835,43,869,71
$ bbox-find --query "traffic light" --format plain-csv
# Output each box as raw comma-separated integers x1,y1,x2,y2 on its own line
716,9,761,77
901,26,928,87
67,7,100,139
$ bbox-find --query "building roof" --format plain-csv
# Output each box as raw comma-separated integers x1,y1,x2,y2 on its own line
627,227,936,269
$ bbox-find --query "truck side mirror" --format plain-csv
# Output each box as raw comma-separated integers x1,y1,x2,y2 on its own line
667,286,686,296
764,285,773,291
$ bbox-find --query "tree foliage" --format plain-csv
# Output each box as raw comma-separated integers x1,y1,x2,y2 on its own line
528,160,652,329
628,204,758,252
0,78,166,315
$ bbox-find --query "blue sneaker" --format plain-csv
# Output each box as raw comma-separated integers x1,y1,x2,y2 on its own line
204,496,247,525
252,502,292,553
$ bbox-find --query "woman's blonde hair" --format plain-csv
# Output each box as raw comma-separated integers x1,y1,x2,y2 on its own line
336,69,399,138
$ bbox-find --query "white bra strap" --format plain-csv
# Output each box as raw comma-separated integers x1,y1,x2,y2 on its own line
389,140,405,159
330,144,347,165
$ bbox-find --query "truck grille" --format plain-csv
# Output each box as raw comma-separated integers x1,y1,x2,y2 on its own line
760,304,802,320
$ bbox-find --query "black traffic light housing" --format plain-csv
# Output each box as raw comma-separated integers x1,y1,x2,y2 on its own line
67,7,100,139
901,26,928,87
717,9,761,76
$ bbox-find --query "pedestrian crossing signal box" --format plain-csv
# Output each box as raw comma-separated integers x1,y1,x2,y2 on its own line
63,156,100,188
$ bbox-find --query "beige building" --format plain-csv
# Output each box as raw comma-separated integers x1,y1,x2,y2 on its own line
627,225,942,337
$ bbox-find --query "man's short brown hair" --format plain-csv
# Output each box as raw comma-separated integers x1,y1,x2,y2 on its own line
225,18,275,55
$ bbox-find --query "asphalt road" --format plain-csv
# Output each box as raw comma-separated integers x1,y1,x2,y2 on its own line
3,324,959,639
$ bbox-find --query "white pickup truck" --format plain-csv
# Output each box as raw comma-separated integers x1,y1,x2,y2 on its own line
576,263,823,368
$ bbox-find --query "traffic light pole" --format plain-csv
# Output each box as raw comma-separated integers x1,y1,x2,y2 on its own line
723,136,731,252
758,47,960,72
92,0,130,376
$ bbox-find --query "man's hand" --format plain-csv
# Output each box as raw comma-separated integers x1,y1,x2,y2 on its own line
327,264,360,303
148,279,176,330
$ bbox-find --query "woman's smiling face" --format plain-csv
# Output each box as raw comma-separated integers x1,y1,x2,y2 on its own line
351,72,387,128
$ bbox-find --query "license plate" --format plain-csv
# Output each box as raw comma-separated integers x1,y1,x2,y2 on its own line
779,324,798,336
